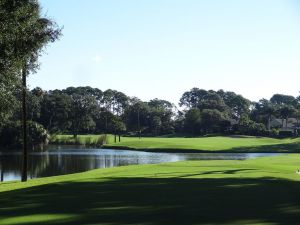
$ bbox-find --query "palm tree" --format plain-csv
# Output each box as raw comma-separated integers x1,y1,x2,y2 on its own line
265,103,277,131
278,105,296,129
259,99,277,131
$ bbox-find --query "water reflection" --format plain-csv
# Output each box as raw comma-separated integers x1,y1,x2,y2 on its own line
0,146,280,182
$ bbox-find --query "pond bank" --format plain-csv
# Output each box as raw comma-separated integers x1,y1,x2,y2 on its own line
103,144,300,153
49,135,300,153
0,147,280,182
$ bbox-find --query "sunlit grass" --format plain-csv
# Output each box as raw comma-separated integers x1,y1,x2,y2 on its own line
50,135,300,153
105,136,300,153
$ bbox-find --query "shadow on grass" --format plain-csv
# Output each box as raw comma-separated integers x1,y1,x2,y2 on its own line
1,176,300,225
152,169,258,178
227,142,300,153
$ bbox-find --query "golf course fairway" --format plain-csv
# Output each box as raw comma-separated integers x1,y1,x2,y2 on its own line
1,154,300,225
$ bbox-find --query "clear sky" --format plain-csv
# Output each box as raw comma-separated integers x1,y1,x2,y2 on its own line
29,0,300,104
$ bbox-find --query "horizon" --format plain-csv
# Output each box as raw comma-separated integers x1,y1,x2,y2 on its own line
29,0,300,103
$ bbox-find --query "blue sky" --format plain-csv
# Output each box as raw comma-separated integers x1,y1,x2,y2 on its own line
29,0,300,104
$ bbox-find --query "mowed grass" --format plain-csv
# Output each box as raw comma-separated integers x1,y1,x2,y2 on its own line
1,155,300,224
50,134,300,153
105,136,300,153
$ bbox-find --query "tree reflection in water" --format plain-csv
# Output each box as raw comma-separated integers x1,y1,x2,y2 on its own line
0,147,280,182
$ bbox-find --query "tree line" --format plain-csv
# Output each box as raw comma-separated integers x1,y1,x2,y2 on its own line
1,86,300,148
178,89,300,136
1,1,300,152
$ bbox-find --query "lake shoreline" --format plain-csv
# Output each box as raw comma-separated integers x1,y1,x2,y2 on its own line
103,145,299,153
51,135,300,153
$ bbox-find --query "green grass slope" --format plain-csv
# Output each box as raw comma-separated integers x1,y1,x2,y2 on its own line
1,155,300,225
105,136,300,153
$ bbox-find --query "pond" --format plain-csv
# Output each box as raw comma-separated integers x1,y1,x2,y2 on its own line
0,145,280,182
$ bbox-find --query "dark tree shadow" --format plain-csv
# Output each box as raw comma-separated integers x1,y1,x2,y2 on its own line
1,176,300,225
151,169,258,178
227,142,300,153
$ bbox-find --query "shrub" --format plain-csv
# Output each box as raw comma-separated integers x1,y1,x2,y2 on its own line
270,129,279,137
28,121,50,147
96,135,108,146
0,121,49,149
85,137,92,145
0,121,22,148
279,130,294,137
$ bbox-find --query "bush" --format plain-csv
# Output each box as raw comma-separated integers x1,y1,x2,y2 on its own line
0,121,49,149
279,130,294,137
28,121,50,147
0,121,22,148
270,129,279,137
232,119,267,136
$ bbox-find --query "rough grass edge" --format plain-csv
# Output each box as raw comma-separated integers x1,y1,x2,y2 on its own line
50,134,109,147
